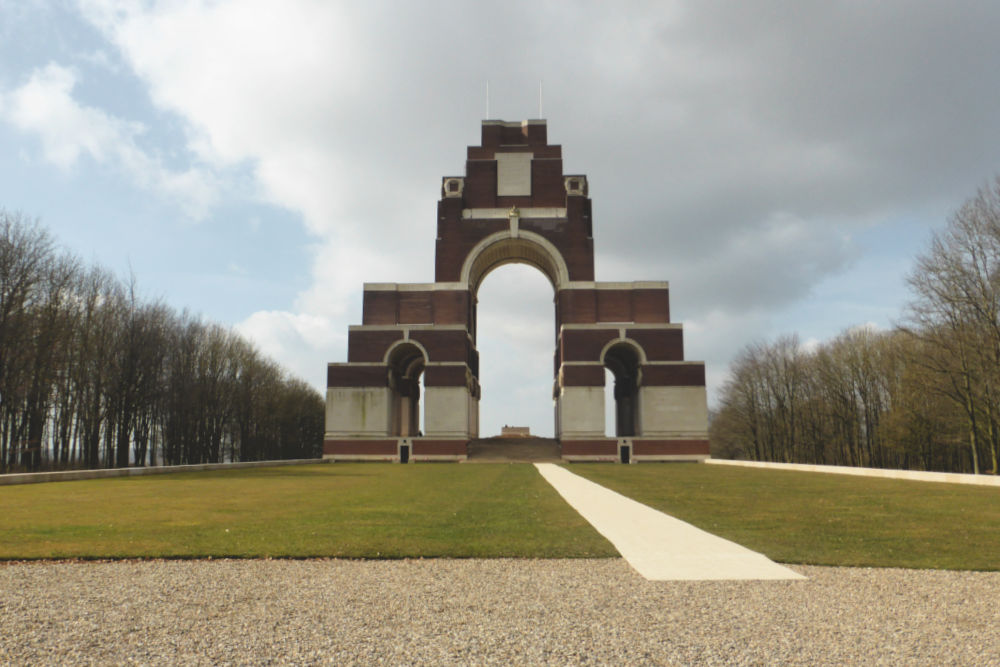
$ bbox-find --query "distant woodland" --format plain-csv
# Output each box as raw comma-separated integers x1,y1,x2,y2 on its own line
0,210,324,473
712,179,1000,475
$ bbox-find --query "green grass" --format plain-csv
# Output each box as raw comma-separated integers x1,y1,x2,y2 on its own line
0,464,616,560
5,462,999,569
569,463,1000,570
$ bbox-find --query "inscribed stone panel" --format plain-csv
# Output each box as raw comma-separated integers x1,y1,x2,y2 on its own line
496,153,533,196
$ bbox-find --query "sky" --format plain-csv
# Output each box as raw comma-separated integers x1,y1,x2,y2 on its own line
3,1,1000,438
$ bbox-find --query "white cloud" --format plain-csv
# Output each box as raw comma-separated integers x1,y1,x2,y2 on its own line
78,0,357,228
799,337,823,355
76,1,413,380
1,62,217,218
49,0,1000,428
235,310,343,389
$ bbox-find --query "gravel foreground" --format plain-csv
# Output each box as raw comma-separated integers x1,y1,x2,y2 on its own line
1,559,999,666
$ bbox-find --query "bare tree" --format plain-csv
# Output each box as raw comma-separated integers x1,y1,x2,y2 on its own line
905,178,1000,474
0,212,324,473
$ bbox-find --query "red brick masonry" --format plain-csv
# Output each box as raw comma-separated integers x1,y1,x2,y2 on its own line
324,440,398,456
562,439,709,457
632,440,710,456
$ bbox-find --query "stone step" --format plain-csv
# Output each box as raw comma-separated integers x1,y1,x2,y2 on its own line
465,437,562,462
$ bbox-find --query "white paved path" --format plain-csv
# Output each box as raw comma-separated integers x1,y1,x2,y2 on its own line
535,463,806,581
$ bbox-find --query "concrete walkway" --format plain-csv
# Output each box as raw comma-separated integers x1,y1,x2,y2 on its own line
535,463,805,581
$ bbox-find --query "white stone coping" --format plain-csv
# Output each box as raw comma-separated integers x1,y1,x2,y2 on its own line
562,281,670,290
0,459,326,487
362,282,466,291
346,324,472,334
559,323,682,331
462,207,567,219
706,459,1000,487
559,360,706,369
482,119,545,127
360,281,671,292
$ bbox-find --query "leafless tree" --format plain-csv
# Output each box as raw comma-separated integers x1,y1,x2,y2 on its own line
0,211,323,473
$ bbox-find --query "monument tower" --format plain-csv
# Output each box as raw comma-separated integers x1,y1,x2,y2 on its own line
324,120,709,462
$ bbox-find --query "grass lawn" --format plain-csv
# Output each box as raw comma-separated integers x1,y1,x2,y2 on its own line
569,463,1000,570
0,464,616,560
5,462,999,569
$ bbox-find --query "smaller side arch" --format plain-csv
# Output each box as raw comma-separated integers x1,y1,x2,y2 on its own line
384,341,428,437
383,338,430,367
601,339,645,438
599,337,648,368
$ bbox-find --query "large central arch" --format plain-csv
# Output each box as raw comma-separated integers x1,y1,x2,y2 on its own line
325,119,709,462
475,262,557,437
461,228,566,349
461,228,570,294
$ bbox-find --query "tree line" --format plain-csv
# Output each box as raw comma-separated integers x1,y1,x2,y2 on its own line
0,210,324,473
712,179,1000,475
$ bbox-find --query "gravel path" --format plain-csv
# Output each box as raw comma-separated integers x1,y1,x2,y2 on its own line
2,559,998,665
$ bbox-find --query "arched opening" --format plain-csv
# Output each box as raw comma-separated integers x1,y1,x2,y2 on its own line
475,263,556,437
603,342,642,437
604,368,616,438
386,342,426,437
460,230,569,298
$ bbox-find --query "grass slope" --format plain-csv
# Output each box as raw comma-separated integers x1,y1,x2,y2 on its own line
0,464,616,560
570,463,1000,570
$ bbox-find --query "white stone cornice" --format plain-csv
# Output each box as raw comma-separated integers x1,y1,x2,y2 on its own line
463,207,566,219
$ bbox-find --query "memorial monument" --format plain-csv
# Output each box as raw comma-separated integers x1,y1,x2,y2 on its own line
324,120,709,462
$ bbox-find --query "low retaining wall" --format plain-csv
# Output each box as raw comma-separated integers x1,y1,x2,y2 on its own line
0,458,326,487
706,458,1000,487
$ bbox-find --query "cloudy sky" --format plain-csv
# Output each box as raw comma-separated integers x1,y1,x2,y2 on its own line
3,1,1000,437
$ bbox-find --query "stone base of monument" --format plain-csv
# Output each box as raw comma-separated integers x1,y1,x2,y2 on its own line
323,438,469,463
324,436,709,463
560,438,709,463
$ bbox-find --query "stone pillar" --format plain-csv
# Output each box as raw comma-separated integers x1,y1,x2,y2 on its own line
325,386,392,437
423,385,474,438
555,386,605,438
638,385,709,437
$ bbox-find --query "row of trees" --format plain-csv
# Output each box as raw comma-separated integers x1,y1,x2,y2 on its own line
710,329,975,472
0,211,324,473
712,179,1000,474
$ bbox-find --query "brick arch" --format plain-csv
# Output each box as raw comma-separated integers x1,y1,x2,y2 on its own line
385,341,427,438
599,337,649,369
601,339,644,438
384,338,429,368
460,230,571,295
